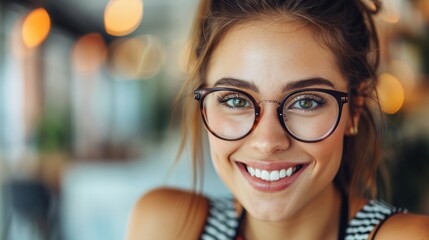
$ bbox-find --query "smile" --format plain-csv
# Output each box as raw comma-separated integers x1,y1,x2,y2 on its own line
237,162,308,192
246,165,302,182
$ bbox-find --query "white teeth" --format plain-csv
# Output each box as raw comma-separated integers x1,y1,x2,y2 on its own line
261,170,270,181
286,167,293,177
255,169,261,178
279,169,286,178
270,171,280,181
247,166,255,176
245,165,300,182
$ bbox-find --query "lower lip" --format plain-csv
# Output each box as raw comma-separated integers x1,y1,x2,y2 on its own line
237,163,307,192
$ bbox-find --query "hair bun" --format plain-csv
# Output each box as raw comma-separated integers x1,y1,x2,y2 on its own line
360,0,382,14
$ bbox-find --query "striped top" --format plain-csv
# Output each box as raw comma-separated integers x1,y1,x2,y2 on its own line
200,197,406,240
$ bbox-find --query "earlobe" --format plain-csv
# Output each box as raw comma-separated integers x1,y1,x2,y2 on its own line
345,83,365,136
348,125,359,136
345,111,361,136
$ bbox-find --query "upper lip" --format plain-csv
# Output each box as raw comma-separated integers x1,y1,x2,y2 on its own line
235,159,309,171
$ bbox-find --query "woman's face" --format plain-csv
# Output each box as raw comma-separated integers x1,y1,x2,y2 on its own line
205,21,353,221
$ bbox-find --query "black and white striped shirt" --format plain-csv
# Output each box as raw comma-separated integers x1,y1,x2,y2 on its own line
200,197,406,240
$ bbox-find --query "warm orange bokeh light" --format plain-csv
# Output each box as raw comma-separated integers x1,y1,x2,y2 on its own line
104,0,143,36
22,8,51,48
377,73,405,115
389,60,416,97
111,35,164,79
72,33,107,74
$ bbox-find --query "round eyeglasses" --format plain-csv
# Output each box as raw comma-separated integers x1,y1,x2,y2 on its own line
194,87,349,142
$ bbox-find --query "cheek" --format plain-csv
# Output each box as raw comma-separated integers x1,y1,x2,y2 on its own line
320,135,344,169
310,120,348,177
207,135,239,177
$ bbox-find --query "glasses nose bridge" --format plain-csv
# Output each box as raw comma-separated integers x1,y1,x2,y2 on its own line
255,99,284,127
256,99,282,114
256,99,281,113
257,99,281,105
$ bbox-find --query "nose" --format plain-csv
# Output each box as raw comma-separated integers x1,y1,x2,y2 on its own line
247,103,291,155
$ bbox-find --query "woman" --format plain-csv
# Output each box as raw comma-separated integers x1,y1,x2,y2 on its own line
127,0,429,239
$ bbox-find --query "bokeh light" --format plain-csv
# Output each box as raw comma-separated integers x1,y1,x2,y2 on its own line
110,35,164,79
377,73,405,114
21,8,51,48
104,0,143,36
72,33,107,74
418,0,429,22
389,59,417,98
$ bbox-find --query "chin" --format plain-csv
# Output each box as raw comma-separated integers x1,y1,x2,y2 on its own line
243,198,299,222
249,208,295,222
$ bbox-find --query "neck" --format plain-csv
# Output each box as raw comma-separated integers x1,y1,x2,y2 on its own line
243,185,343,240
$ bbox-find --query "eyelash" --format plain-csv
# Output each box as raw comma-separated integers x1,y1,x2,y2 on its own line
288,94,326,110
216,93,252,108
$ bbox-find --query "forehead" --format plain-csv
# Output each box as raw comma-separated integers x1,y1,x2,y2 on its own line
206,20,347,91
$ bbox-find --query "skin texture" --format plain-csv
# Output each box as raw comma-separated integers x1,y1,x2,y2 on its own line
205,20,352,239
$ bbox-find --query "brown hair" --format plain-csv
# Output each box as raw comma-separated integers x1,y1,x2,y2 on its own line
176,0,385,200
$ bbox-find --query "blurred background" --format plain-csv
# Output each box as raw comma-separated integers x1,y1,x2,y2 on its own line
0,0,428,239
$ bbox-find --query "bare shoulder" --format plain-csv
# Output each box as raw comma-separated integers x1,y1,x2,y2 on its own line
372,212,429,239
126,187,209,240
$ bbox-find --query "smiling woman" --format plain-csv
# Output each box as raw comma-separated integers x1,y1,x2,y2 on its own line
127,0,429,239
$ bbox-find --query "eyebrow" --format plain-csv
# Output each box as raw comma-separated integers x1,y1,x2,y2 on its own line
213,77,259,92
212,77,335,93
283,77,335,92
